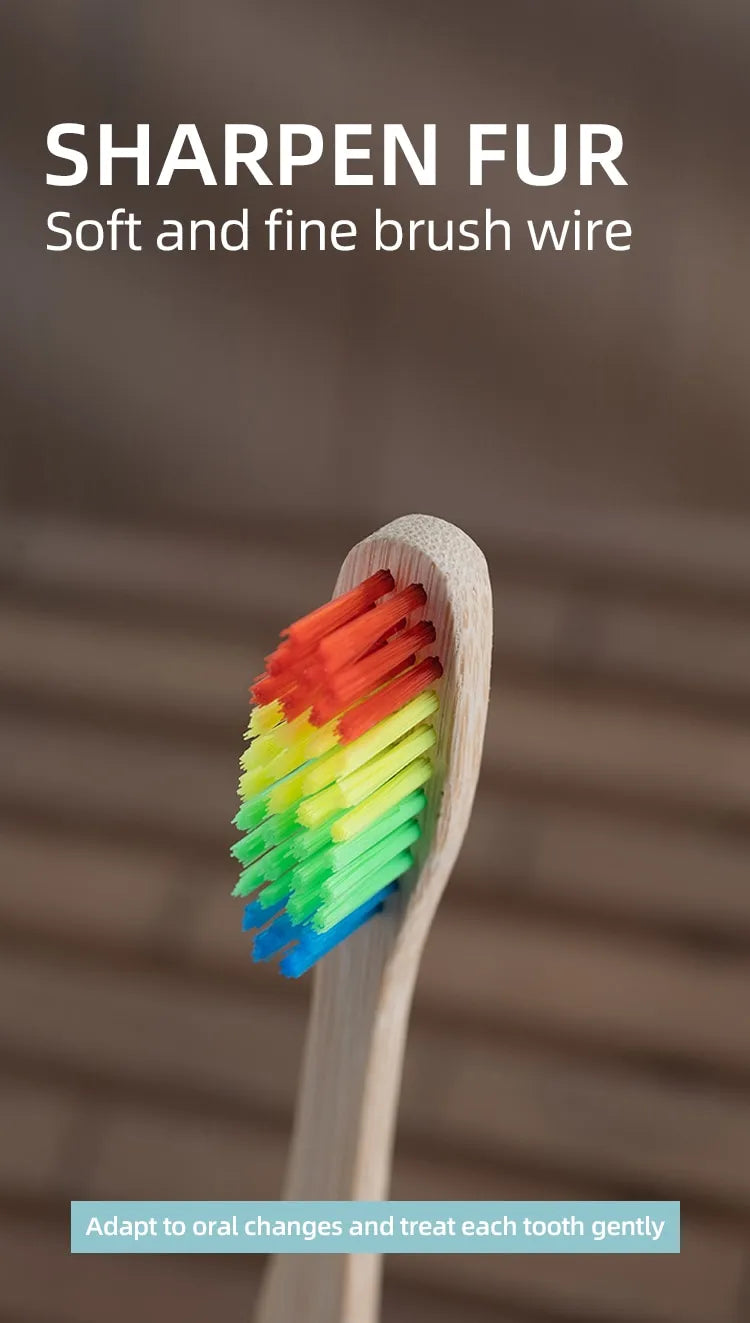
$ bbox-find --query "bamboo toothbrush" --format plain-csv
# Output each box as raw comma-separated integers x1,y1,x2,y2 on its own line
235,514,492,1323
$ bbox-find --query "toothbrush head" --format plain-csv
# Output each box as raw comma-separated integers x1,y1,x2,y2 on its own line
233,567,443,976
232,514,492,978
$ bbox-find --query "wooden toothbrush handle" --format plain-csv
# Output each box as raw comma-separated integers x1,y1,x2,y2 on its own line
256,513,493,1323
255,898,419,1323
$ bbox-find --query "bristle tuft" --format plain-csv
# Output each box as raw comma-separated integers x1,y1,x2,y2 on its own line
231,566,442,975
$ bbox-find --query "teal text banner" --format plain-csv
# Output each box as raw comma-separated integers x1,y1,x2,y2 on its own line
71,1200,680,1254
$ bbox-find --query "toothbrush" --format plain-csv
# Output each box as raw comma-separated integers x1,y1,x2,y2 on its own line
236,514,492,1323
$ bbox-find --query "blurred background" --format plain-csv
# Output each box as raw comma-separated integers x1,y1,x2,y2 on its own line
2,2,750,1321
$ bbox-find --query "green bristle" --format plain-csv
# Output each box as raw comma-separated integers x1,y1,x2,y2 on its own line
233,790,269,831
286,870,322,923
273,840,300,876
231,804,301,856
286,887,321,925
231,833,264,866
311,819,421,932
233,800,261,832
233,864,264,897
233,868,261,898
288,791,426,913
320,789,425,873
257,874,291,910
232,840,293,896
314,849,414,932
289,816,337,863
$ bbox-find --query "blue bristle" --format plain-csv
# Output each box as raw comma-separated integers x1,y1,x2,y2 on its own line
253,912,297,961
279,883,398,979
242,897,285,931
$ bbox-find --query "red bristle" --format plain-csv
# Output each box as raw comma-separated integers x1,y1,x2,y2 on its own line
251,672,277,705
252,664,306,706
267,625,340,676
251,575,437,728
283,570,394,651
378,618,407,644
358,618,403,663
337,656,443,744
330,620,436,706
281,686,311,721
252,646,318,703
310,657,414,727
254,650,328,716
320,584,427,671
266,640,294,675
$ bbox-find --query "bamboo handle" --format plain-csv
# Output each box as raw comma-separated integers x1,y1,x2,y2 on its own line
256,900,418,1323
255,515,493,1323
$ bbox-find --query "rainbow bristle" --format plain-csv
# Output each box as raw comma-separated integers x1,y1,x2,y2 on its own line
231,569,443,976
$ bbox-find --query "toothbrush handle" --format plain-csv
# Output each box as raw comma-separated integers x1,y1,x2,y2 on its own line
256,514,492,1323
255,899,418,1323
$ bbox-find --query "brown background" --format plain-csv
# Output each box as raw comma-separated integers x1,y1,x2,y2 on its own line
2,3,750,1321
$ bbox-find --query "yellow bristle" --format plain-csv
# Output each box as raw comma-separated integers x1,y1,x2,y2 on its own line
305,719,340,760
301,690,439,796
296,781,345,831
298,724,436,831
248,700,284,736
239,729,284,772
267,747,338,814
238,764,276,800
272,713,314,748
238,745,300,800
269,714,338,777
340,722,435,803
331,756,434,842
244,718,335,799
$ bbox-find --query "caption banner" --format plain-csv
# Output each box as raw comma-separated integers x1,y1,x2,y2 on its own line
71,1200,680,1254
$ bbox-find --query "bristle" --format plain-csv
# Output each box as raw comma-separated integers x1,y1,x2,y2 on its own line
280,687,312,722
337,656,443,743
248,700,284,736
309,655,413,727
319,584,427,671
250,671,290,707
231,566,442,975
327,620,436,709
253,913,297,960
331,756,433,841
282,569,394,651
279,883,398,978
242,896,285,931
239,729,282,772
265,641,294,676
297,724,436,831
288,791,427,901
287,815,421,926
314,845,415,932
234,790,269,830
301,691,439,796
